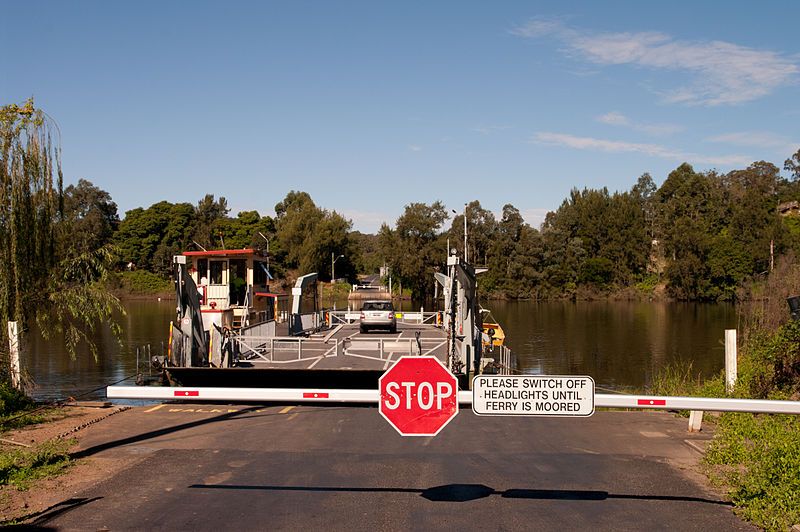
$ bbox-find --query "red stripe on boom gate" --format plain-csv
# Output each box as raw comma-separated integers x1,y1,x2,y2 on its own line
303,392,329,399
637,399,666,406
175,390,199,397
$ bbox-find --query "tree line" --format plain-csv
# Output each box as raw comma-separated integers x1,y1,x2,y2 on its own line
379,155,800,301
59,150,800,303
5,99,798,381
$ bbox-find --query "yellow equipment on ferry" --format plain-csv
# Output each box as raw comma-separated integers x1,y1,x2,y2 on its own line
480,309,505,348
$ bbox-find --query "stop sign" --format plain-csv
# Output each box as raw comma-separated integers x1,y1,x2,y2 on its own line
379,356,459,436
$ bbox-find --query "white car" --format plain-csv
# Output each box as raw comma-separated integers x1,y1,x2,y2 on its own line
359,301,397,333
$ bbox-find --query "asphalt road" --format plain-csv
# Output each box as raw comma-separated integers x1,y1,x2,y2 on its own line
29,404,751,531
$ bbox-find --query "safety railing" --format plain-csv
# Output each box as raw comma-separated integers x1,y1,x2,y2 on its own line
233,336,339,364
327,310,442,326
344,335,446,361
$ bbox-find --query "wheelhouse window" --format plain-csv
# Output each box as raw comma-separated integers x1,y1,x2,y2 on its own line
210,260,226,285
254,260,269,286
196,259,208,283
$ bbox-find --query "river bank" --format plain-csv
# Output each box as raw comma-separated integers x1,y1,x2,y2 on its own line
0,404,134,524
650,319,800,531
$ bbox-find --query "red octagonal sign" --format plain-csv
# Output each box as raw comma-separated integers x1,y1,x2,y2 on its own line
379,356,459,437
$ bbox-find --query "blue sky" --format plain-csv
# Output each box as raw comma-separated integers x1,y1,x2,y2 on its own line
3,1,798,232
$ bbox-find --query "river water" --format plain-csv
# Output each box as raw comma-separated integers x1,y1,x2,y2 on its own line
20,299,736,401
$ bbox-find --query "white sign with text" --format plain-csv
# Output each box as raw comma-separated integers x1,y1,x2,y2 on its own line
472,375,595,417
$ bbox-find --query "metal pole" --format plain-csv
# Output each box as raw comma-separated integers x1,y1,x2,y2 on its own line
463,203,468,262
725,329,737,393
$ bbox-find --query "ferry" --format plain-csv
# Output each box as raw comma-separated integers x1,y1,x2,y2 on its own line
162,249,513,390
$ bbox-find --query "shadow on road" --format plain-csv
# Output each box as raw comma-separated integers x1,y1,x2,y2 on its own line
70,407,264,459
188,482,732,506
2,496,102,529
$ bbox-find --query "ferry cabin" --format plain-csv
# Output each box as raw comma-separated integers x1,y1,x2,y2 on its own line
182,249,274,330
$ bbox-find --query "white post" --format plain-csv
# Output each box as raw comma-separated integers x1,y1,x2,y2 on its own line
688,410,703,432
8,321,21,390
725,329,738,394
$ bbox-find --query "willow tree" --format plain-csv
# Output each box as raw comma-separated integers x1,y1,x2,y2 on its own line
1,100,122,383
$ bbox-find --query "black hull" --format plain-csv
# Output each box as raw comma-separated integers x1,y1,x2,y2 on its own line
165,367,384,389
164,367,471,390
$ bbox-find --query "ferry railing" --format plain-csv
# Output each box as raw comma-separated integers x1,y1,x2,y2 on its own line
343,337,446,361
328,310,360,324
396,311,439,325
479,344,513,375
327,310,442,326
233,336,339,364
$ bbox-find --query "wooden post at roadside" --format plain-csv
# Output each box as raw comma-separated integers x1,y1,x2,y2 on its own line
7,321,21,390
688,328,737,432
688,410,703,432
725,329,737,394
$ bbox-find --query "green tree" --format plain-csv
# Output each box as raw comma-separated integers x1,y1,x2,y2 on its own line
351,231,383,275
483,204,543,297
379,201,448,300
449,200,497,266
60,179,119,255
215,210,275,250
273,191,356,281
785,148,800,181
631,172,657,239
655,164,724,299
724,161,785,275
193,194,229,249
540,187,647,289
1,100,122,372
114,201,195,275
274,191,323,270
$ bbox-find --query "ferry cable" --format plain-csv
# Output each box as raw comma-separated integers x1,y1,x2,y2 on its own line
0,373,139,428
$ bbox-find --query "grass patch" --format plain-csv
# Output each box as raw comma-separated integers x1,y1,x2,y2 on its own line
0,385,34,419
649,360,725,417
705,413,800,531
0,385,55,431
634,274,660,294
0,384,67,432
0,439,74,490
114,270,172,294
697,319,800,531
650,310,800,530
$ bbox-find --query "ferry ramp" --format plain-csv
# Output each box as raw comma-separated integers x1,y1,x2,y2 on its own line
231,322,446,370
165,322,453,389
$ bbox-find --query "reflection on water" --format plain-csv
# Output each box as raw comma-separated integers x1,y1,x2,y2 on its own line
21,298,736,400
487,300,736,391
24,300,176,401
